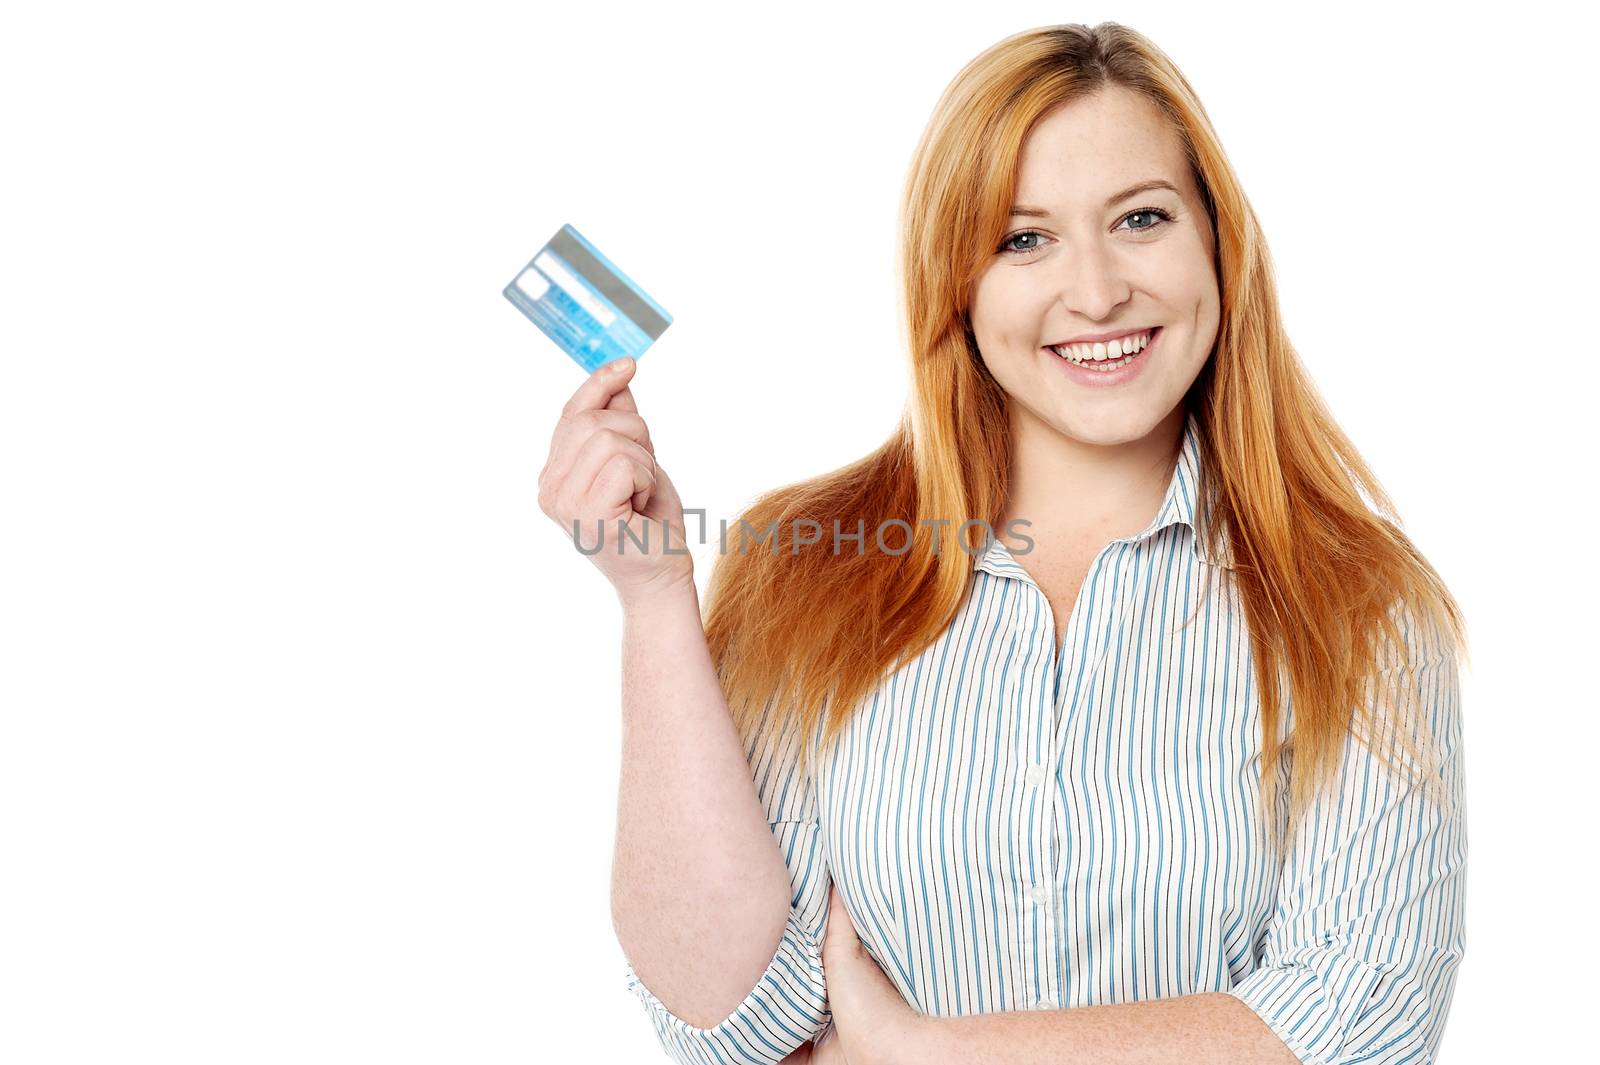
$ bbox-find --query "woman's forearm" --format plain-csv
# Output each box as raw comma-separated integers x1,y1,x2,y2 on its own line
912,993,1301,1065
609,577,795,1030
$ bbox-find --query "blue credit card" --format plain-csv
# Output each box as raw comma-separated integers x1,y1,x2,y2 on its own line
503,224,673,373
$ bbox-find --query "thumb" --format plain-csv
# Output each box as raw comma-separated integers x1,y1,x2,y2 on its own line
603,358,639,413
826,884,857,945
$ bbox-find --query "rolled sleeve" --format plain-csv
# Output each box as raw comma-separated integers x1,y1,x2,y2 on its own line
1227,640,1467,1065
622,705,834,1064
624,899,829,1065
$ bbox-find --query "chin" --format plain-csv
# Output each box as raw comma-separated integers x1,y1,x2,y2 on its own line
1050,403,1177,447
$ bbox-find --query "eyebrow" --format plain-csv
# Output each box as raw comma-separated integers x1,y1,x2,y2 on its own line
1009,179,1181,218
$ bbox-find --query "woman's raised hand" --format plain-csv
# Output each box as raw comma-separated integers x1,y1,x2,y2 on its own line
537,357,693,608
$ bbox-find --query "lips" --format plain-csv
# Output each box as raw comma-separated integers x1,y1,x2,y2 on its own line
1043,325,1162,384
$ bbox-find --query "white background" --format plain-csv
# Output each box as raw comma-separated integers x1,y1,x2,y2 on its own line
2,1,1593,1061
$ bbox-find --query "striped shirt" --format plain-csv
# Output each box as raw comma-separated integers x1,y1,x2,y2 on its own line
623,410,1466,1065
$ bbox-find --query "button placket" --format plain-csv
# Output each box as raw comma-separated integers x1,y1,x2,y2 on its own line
1018,577,1062,1015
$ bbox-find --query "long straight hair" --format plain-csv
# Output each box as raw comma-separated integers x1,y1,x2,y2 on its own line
700,22,1467,850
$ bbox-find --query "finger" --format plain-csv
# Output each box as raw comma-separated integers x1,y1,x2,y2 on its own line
546,408,655,482
638,458,681,522
591,407,652,455
605,381,639,415
631,452,654,514
594,454,654,518
561,357,637,418
825,884,854,948
563,432,656,515
828,883,847,930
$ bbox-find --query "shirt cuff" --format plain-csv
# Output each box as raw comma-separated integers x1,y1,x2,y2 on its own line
1224,939,1390,1065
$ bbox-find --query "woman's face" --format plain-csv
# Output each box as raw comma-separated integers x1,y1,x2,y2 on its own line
969,86,1220,446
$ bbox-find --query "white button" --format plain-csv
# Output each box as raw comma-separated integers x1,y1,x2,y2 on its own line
1030,885,1051,906
1025,764,1045,787
1033,996,1055,1009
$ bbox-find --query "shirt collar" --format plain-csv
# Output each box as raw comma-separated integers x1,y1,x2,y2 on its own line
971,409,1235,579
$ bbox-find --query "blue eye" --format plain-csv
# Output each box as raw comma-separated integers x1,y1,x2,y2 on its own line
999,230,1047,255
998,206,1177,257
1119,207,1174,232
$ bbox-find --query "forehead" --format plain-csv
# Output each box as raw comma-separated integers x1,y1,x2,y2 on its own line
1012,87,1189,202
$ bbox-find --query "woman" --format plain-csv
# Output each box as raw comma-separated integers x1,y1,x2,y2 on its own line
541,22,1468,1065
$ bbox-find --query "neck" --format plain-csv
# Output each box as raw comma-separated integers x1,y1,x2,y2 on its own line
998,406,1186,555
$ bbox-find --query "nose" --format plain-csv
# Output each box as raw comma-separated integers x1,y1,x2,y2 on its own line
1050,236,1133,323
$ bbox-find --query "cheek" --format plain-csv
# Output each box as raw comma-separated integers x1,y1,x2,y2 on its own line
969,275,1029,354
1145,246,1204,294
969,272,1006,331
1144,249,1219,325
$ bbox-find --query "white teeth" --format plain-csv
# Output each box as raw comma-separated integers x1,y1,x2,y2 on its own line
1049,329,1152,365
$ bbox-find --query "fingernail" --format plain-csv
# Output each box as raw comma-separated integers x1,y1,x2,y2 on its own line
611,357,633,373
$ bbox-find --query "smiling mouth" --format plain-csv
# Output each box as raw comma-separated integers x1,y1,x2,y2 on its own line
1045,327,1159,367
